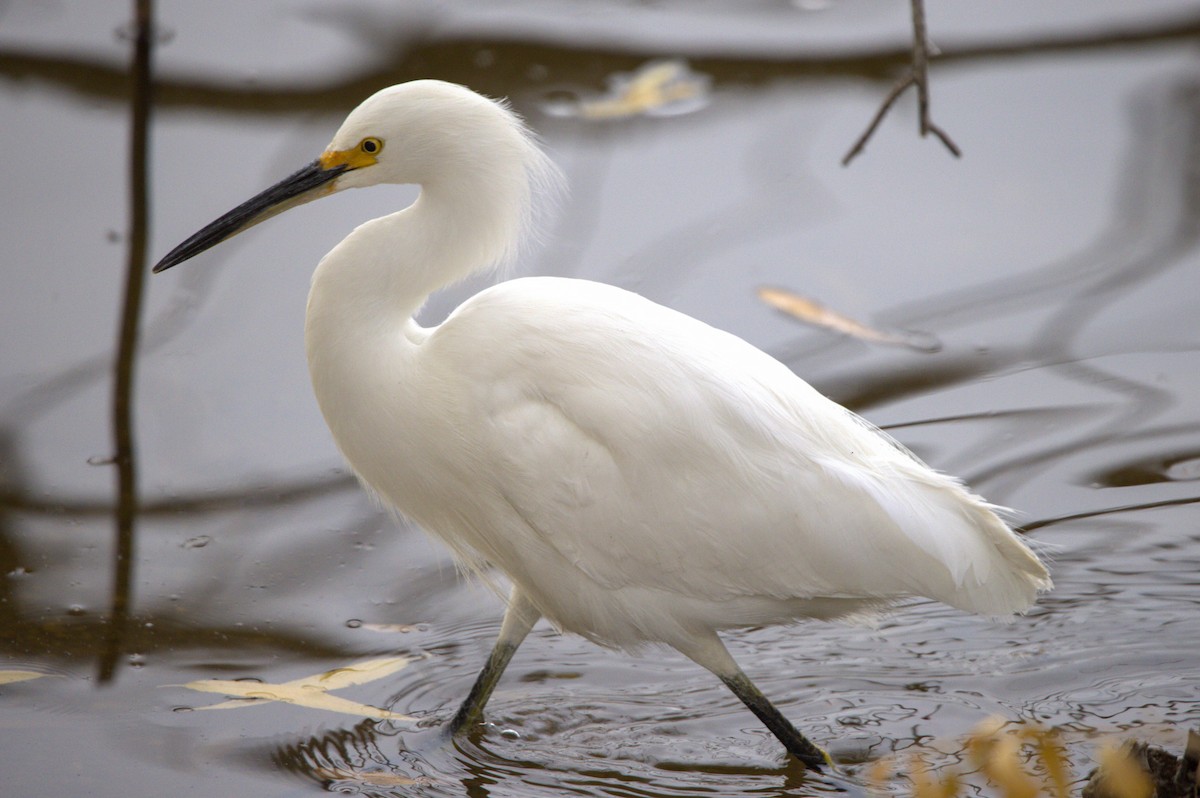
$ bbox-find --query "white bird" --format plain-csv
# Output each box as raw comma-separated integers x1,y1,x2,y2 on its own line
154,80,1051,770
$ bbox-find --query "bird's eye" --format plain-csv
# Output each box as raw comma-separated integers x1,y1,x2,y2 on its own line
360,137,383,155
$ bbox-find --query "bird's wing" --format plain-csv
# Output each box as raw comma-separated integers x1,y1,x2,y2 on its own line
427,278,1048,615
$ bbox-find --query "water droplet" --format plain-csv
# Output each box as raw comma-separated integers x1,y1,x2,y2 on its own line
181,535,211,549
66,604,87,617
128,653,146,668
500,728,520,740
346,619,363,629
171,706,194,713
86,454,116,466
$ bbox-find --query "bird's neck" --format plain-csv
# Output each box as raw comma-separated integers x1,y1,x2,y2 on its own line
307,163,528,333
304,166,529,435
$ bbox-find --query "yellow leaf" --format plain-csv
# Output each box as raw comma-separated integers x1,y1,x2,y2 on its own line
312,656,412,690
909,754,960,798
575,60,709,120
1093,742,1153,798
758,286,940,352
183,678,416,721
312,767,424,787
0,669,50,685
357,622,423,634
1031,727,1071,798
176,657,419,721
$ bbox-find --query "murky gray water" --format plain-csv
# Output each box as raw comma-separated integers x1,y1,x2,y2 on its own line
2,2,1198,796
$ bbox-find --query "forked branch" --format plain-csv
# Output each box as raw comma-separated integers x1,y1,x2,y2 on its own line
842,0,961,165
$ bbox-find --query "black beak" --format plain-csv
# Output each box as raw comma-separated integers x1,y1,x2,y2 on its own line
153,159,348,273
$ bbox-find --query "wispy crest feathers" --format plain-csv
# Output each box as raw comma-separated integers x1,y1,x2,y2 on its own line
488,96,567,280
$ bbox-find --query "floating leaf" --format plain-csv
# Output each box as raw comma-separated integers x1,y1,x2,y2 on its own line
312,767,424,787
357,622,423,634
313,656,413,690
177,657,417,721
0,669,50,685
758,286,941,352
550,60,710,120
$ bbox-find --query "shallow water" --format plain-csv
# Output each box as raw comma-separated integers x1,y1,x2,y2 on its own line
2,2,1198,796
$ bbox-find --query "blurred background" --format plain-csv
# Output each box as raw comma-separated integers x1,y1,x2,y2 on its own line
1,1,1198,796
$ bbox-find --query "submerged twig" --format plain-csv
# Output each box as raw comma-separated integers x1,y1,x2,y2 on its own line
843,0,961,165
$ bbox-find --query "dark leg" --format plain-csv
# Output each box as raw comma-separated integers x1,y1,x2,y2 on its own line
449,588,540,735
717,669,829,770
675,631,830,771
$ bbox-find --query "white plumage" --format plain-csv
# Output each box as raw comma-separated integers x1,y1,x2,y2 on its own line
155,80,1051,769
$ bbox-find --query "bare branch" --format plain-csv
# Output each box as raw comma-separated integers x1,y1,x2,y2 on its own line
841,74,915,166
843,0,961,165
926,121,961,157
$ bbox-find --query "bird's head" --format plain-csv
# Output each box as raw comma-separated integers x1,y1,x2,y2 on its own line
152,80,540,274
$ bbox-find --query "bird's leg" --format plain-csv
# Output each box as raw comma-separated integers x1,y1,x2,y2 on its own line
716,669,830,770
449,587,540,735
676,632,831,771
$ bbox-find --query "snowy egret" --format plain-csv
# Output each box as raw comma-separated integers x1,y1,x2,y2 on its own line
154,80,1051,770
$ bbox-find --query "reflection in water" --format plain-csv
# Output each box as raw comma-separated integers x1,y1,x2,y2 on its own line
272,716,834,798
0,430,27,636
978,83,1200,495
923,78,1200,499
0,470,355,517
98,0,155,686
4,6,1199,520
2,4,1200,798
2,9,1200,115
788,74,1200,524
274,721,440,794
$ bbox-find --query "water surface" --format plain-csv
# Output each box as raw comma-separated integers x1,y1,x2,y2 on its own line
2,2,1198,796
